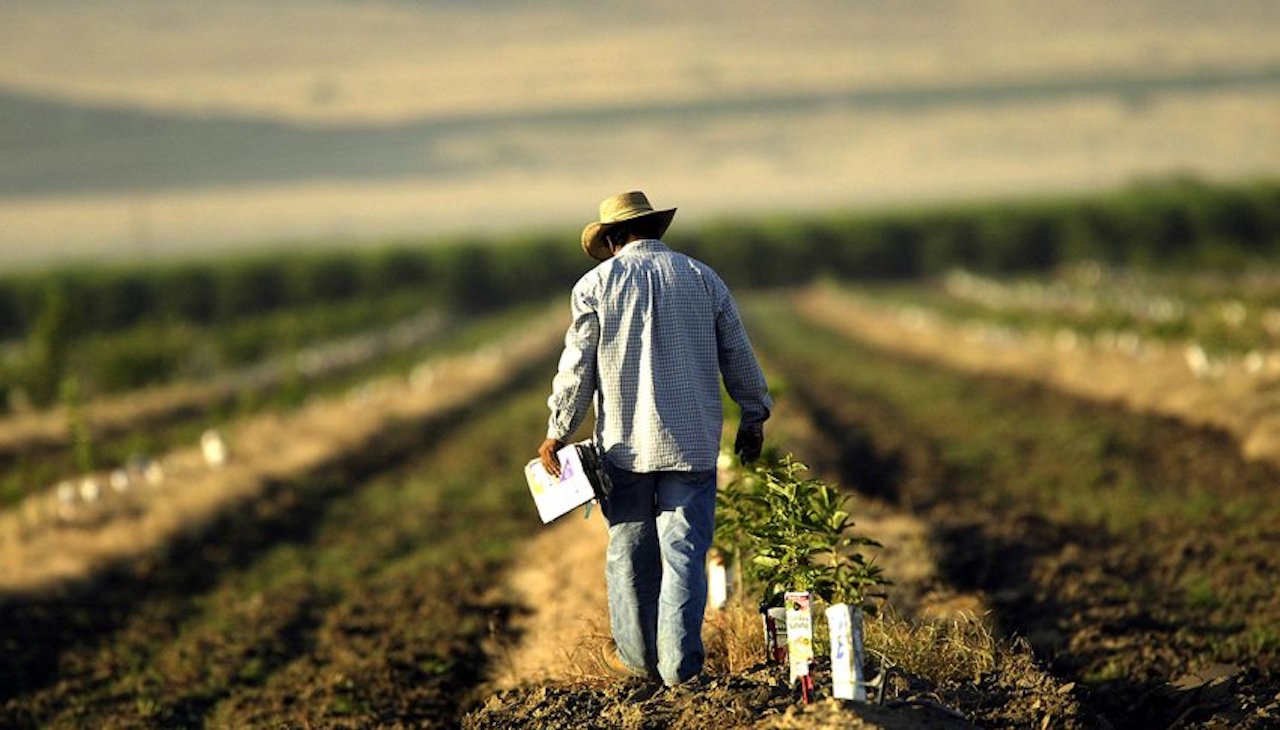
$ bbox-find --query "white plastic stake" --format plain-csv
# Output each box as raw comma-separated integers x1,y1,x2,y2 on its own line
201,429,228,468
707,549,728,609
827,604,854,700
852,605,867,701
826,603,867,701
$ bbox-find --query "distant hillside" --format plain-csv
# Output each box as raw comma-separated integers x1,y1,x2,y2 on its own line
2,0,1278,265
5,63,1280,198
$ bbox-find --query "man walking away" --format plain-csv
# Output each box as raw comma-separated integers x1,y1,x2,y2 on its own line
538,190,772,687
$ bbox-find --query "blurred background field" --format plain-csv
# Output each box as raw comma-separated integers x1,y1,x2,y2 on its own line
4,3,1280,727
1,0,1278,266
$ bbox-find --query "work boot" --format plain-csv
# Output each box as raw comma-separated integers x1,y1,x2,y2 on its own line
599,640,648,680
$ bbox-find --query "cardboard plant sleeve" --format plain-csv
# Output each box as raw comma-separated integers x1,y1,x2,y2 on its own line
763,606,788,664
785,591,814,686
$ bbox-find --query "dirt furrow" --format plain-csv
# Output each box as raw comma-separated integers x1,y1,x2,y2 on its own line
747,294,1280,729
0,350,562,728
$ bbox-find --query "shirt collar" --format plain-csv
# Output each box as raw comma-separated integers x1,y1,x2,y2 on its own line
615,239,667,258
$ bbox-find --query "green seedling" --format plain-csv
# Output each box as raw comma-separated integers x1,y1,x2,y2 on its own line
716,452,889,609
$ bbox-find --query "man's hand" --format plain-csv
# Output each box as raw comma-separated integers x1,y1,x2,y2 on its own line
733,423,764,463
539,438,564,478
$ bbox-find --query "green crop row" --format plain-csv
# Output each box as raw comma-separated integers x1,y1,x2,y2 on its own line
0,237,582,342
2,177,1276,409
0,236,581,408
4,177,1276,344
680,176,1280,287
0,289,437,410
0,302,550,508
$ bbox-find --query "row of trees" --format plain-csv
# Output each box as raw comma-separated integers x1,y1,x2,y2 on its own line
2,177,1277,347
0,238,583,343
683,177,1280,287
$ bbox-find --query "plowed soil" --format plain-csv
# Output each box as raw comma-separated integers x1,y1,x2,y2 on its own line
741,296,1280,728
0,373,556,728
6,290,1280,728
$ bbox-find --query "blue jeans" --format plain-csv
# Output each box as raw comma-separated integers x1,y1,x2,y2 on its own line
600,465,717,686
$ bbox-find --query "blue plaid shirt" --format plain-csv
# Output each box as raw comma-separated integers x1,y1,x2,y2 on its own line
546,240,771,472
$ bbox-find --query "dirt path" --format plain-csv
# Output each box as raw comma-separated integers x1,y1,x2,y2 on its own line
484,371,980,687
490,499,954,689
490,514,610,688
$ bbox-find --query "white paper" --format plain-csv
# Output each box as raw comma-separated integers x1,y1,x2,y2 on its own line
524,444,596,523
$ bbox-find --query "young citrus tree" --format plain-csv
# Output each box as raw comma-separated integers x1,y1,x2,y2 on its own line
716,451,889,609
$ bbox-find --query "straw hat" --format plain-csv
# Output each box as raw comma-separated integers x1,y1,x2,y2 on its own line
581,191,677,261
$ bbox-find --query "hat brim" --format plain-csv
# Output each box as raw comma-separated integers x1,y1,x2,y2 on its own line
581,208,676,261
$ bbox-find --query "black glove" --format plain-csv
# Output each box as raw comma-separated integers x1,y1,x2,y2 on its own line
734,423,764,463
